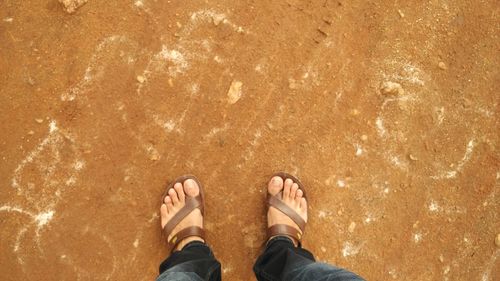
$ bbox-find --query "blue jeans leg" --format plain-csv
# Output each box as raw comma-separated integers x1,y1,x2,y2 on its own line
156,241,221,281
253,236,365,281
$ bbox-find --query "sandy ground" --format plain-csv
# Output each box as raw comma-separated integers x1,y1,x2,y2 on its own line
1,0,499,280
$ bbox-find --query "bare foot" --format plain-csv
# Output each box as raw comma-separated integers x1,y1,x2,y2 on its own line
267,176,308,246
160,179,204,251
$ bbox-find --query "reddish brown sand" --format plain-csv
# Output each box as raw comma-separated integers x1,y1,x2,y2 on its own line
0,1,499,280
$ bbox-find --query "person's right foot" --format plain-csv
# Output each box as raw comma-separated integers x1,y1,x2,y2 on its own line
267,176,308,246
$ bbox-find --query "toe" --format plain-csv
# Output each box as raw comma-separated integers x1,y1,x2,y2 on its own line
283,178,293,198
169,186,180,205
184,179,200,197
295,189,303,204
174,183,185,203
160,203,168,217
268,176,284,196
300,197,308,212
290,183,298,200
165,196,174,211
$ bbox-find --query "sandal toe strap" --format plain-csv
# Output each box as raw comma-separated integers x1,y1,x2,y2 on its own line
267,194,306,232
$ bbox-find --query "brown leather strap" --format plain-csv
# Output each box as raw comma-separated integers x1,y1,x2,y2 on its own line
163,195,202,239
267,224,302,247
267,192,306,232
168,226,206,250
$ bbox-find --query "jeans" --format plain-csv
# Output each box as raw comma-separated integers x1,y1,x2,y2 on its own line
156,237,365,281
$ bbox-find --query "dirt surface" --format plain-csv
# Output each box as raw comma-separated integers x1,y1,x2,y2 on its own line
1,0,499,280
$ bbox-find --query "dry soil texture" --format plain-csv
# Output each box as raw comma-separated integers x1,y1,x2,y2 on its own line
1,0,499,280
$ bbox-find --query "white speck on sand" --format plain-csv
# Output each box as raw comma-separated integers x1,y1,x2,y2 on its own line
355,144,363,156
413,232,423,243
337,179,346,188
364,213,375,224
35,211,54,228
4,17,13,22
318,210,327,218
133,239,139,248
390,155,408,170
213,55,223,63
65,176,76,186
49,120,58,133
188,83,200,95
342,241,363,257
375,117,386,138
163,120,176,132
158,46,189,76
74,160,85,170
348,222,357,233
428,200,440,212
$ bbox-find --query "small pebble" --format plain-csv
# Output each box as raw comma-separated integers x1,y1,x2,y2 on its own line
227,80,243,104
350,109,360,116
35,118,44,124
361,135,368,141
136,75,146,83
320,246,327,253
380,81,404,96
337,180,346,188
149,153,159,161
348,222,356,233
398,10,405,18
28,130,34,135
212,16,224,26
438,62,447,70
27,77,36,86
495,234,500,247
408,154,418,161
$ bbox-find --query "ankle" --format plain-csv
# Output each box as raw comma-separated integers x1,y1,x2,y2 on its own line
174,236,205,251
268,235,299,247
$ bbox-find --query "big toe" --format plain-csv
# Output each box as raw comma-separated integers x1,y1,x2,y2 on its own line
184,178,200,197
268,176,284,195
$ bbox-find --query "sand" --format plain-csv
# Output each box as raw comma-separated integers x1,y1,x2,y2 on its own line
0,1,499,280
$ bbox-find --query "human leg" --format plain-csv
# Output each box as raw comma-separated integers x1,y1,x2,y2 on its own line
254,236,364,281
253,173,365,281
156,175,221,281
157,241,221,281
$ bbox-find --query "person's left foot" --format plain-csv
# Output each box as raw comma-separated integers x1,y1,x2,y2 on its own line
160,179,204,251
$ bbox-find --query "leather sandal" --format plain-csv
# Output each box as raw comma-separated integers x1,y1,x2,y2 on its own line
266,172,307,247
161,175,206,252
